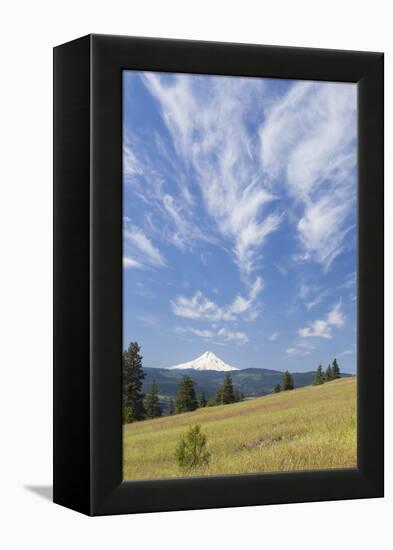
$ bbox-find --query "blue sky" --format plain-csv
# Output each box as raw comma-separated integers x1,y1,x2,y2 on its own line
123,71,357,373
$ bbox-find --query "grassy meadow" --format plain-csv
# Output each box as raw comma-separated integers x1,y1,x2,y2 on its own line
123,377,357,480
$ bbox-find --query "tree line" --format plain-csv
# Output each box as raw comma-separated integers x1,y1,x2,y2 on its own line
122,341,343,423
172,372,244,415
122,342,244,423
313,358,340,385
273,370,295,393
272,359,341,393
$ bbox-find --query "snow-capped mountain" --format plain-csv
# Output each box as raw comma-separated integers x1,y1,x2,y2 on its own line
166,351,239,372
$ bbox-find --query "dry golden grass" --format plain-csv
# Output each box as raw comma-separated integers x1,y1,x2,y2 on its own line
123,377,357,480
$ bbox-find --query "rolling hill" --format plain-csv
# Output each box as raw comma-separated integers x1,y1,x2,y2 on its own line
123,377,357,480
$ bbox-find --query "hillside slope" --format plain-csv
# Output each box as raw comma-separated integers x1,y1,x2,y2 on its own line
123,377,357,480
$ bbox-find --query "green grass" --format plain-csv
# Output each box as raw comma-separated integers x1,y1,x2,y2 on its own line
123,377,357,480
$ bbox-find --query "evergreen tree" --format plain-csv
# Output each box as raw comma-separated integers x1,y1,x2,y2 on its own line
313,364,324,385
176,376,198,413
144,381,162,418
214,385,224,405
273,383,281,393
221,374,235,404
123,341,146,421
332,358,341,379
282,370,294,391
325,364,333,381
199,390,207,408
122,406,132,424
175,425,210,471
168,399,175,416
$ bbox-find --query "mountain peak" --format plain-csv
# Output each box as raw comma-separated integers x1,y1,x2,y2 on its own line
166,351,238,372
201,351,215,358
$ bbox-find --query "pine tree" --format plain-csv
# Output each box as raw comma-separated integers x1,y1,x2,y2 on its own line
123,341,146,421
168,399,175,415
273,383,281,393
199,390,207,408
325,364,333,381
282,370,294,391
221,374,235,404
122,406,132,424
175,425,210,471
332,358,341,379
176,376,198,413
313,364,324,385
214,385,224,405
144,381,162,418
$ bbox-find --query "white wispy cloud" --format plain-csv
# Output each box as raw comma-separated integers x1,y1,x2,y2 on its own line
305,290,329,311
269,332,279,341
178,326,248,345
296,198,355,270
260,81,357,270
273,262,287,276
229,277,263,319
123,256,143,269
299,320,332,339
217,327,249,345
171,277,262,323
286,340,315,356
124,224,166,269
161,192,214,250
298,301,345,339
123,144,142,178
123,136,212,252
188,328,215,338
326,301,345,327
339,271,356,290
293,280,331,311
143,72,282,274
172,291,235,322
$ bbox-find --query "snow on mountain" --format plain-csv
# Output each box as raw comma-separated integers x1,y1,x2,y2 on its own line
166,351,239,372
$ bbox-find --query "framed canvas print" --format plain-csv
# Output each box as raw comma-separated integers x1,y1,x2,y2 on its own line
53,34,384,516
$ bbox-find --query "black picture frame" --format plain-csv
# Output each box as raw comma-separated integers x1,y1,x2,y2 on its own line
53,34,384,516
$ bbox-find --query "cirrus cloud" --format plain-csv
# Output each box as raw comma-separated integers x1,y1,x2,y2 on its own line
123,221,167,270
261,81,357,270
171,277,262,323
298,301,345,339
177,325,248,345
143,72,282,275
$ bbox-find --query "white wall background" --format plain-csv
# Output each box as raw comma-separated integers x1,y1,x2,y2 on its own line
0,1,390,548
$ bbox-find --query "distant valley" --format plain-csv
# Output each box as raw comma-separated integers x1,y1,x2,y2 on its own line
142,351,352,404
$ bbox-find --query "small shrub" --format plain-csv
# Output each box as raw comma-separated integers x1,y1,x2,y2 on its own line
123,406,133,424
175,424,210,471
